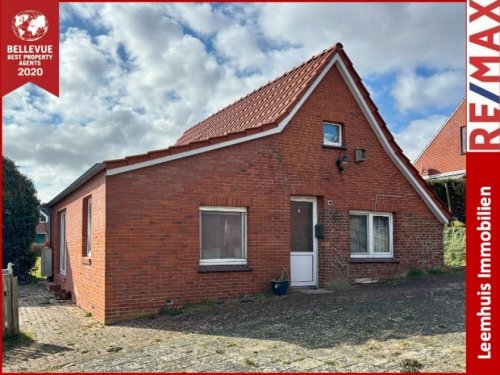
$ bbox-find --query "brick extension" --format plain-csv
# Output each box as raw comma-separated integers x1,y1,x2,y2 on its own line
414,99,466,178
48,43,450,323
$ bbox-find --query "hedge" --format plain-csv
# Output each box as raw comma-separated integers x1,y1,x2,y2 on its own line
427,178,465,222
443,222,466,267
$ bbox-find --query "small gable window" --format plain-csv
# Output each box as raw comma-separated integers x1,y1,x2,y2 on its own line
323,122,342,147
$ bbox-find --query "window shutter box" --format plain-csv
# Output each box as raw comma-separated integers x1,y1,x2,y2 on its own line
355,148,367,162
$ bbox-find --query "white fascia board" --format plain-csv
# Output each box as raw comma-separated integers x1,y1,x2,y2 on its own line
423,170,466,180
335,59,449,224
106,56,338,177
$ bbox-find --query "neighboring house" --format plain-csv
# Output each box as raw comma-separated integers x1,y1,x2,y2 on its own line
32,207,49,252
46,43,450,324
414,99,466,180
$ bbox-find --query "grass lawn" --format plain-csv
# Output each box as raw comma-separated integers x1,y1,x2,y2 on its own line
30,256,46,281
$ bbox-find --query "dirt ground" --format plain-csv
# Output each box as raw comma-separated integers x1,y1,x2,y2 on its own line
3,270,465,373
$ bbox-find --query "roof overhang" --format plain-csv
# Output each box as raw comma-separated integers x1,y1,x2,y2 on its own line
423,170,466,180
46,163,106,208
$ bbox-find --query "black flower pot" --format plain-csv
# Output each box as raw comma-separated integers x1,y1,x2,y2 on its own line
270,280,288,296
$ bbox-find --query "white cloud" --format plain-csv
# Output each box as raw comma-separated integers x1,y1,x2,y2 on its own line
393,115,449,162
256,2,465,76
2,2,465,203
166,3,230,35
391,70,464,113
214,24,266,71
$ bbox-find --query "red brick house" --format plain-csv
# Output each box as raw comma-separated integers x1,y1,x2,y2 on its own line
47,43,450,323
414,99,466,180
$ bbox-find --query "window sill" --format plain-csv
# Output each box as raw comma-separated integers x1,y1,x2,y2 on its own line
82,257,91,265
350,258,399,264
322,145,346,150
198,264,252,273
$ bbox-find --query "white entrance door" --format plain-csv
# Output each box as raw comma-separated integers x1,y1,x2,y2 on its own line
290,197,318,287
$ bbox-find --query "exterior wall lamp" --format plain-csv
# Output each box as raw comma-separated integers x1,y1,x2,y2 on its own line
336,151,349,173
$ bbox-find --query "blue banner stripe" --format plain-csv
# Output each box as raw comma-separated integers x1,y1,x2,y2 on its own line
469,83,500,104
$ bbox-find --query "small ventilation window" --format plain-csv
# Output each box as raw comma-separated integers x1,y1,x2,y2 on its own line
323,122,342,147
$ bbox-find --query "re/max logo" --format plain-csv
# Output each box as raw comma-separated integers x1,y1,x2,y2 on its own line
467,0,500,152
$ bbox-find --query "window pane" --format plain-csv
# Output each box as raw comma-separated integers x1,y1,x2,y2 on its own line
323,124,341,145
350,215,367,253
201,212,244,260
373,216,390,253
291,201,313,252
87,199,92,256
60,212,66,273
35,233,46,243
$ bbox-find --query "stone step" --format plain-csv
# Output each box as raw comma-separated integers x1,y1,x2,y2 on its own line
46,282,60,292
54,289,71,300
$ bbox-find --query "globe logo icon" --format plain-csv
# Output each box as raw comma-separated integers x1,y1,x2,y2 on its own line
12,10,49,42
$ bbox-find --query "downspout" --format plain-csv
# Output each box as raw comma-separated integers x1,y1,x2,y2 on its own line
444,182,452,213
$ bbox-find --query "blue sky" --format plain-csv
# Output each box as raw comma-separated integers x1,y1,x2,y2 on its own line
2,2,465,203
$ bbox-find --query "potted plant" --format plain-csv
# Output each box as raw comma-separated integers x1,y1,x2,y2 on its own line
270,269,289,296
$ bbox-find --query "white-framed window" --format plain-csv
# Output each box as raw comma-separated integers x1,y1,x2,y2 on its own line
60,211,67,275
200,207,247,265
323,122,342,147
35,233,46,244
350,211,393,258
86,198,92,257
460,126,467,154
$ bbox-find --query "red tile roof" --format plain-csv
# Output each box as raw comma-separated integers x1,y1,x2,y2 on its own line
61,43,450,221
105,43,341,169
175,45,339,146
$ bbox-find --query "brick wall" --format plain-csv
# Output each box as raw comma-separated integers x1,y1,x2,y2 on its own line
50,172,106,322
414,100,466,176
100,64,444,323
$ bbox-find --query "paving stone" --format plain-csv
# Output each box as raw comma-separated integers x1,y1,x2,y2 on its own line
2,271,465,373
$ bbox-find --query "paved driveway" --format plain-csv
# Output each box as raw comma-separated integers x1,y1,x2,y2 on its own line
3,271,465,373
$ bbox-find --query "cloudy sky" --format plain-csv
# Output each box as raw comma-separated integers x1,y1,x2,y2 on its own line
2,2,465,203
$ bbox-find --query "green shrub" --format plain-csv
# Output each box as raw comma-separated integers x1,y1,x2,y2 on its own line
444,223,466,267
3,156,40,283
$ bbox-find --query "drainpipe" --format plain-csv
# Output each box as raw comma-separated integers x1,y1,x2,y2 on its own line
444,182,452,214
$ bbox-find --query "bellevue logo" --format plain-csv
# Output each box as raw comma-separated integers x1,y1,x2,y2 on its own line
11,10,49,42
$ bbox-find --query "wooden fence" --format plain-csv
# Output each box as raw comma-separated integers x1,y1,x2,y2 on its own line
3,268,19,337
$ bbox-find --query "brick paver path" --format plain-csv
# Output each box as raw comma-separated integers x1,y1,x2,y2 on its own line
3,272,465,372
